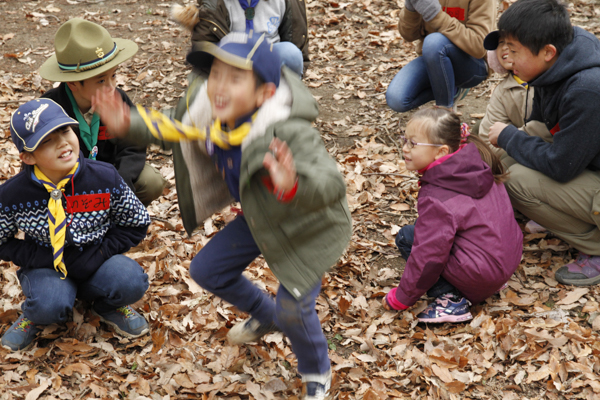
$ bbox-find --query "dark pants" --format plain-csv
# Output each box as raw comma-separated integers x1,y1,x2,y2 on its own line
395,224,457,298
189,215,330,375
17,255,149,325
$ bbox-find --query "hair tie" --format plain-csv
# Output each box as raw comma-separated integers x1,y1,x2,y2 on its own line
460,123,471,144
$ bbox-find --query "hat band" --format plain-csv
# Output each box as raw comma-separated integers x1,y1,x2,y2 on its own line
58,42,120,73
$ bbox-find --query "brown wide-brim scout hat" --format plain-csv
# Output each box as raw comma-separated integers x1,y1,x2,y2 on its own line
39,18,138,82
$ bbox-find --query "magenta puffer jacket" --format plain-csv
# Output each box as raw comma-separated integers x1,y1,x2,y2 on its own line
394,143,523,306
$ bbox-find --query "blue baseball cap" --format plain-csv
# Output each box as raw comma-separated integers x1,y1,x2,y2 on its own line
10,98,78,153
187,31,281,87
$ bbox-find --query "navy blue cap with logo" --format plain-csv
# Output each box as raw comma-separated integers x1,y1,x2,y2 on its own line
187,31,281,87
10,98,78,153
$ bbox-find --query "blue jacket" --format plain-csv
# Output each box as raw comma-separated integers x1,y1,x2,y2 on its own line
498,27,600,182
0,154,150,281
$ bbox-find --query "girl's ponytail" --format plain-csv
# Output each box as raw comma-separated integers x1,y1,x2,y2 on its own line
465,132,508,183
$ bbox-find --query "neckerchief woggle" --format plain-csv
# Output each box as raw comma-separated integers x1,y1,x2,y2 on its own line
33,162,79,279
65,85,100,159
136,105,254,149
239,0,260,30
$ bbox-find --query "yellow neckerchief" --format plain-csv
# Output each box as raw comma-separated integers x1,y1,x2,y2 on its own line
33,162,79,279
136,105,254,150
513,74,528,89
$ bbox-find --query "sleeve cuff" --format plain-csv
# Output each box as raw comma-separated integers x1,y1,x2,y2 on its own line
385,287,409,310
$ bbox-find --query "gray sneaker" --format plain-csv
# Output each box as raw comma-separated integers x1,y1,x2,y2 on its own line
1,314,41,351
555,253,600,287
227,317,279,345
93,305,149,338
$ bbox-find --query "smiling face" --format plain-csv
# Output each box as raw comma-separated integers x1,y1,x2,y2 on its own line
505,35,556,82
67,66,118,113
20,126,80,184
496,38,513,71
402,119,448,172
207,59,275,129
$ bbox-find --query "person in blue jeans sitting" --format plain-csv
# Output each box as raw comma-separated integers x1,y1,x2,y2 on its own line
0,99,151,351
386,0,495,112
170,0,308,77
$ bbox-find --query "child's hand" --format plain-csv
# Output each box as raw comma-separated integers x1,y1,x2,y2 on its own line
91,86,131,138
382,295,392,311
488,122,508,147
263,137,297,192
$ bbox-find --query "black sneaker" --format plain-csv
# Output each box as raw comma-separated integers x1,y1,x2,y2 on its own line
227,317,278,345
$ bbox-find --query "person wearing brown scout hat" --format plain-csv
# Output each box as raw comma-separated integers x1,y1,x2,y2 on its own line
39,18,166,206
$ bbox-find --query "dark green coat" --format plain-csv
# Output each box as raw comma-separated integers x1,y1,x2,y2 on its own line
128,68,351,299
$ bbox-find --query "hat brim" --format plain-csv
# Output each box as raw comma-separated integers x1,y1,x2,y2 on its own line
186,42,253,74
484,31,500,51
39,38,138,82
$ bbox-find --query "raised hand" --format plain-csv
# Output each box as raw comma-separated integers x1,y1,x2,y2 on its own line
262,137,297,192
91,86,131,138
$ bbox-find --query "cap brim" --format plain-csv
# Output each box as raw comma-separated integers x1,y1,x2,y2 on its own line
39,38,138,82
186,41,253,73
484,31,500,51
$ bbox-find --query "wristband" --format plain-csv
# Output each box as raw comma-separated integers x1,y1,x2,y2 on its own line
386,287,409,310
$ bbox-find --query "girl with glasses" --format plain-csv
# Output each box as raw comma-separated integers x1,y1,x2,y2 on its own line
383,107,523,323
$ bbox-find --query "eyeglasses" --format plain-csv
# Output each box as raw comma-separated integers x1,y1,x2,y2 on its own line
399,135,445,151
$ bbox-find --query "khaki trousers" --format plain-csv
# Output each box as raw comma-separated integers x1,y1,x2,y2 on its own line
133,163,167,206
503,122,600,255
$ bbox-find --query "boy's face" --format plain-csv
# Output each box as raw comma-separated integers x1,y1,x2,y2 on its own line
20,126,80,184
207,59,273,129
68,66,118,110
505,35,555,82
496,38,513,72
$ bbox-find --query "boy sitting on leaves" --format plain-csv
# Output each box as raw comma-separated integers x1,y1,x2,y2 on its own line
94,31,351,400
39,18,166,206
0,99,151,351
486,0,600,287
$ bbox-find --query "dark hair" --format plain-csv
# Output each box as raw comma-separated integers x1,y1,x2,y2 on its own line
408,107,508,183
498,0,572,55
254,71,265,88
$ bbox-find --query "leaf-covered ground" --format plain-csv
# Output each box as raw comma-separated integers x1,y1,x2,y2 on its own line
1,0,600,399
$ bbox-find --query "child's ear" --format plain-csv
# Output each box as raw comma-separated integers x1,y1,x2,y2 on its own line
256,83,277,106
19,152,36,166
434,145,450,160
543,44,558,62
66,81,79,93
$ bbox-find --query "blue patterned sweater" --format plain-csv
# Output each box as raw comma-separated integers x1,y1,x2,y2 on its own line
0,154,151,281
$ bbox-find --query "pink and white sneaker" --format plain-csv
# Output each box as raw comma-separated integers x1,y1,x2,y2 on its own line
417,293,473,323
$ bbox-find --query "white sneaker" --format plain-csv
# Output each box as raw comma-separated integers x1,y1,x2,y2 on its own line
227,317,278,345
301,369,332,400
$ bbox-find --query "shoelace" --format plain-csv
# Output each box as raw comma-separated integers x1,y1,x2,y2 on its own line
117,306,134,318
17,318,34,332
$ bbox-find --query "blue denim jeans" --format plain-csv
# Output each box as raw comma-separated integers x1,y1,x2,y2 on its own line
386,32,488,112
273,41,304,77
17,255,149,325
190,215,330,374
395,223,456,298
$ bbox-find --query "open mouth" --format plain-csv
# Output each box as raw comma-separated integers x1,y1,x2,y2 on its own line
59,150,72,159
214,95,228,108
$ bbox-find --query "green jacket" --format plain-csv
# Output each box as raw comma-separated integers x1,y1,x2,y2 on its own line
128,68,351,299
